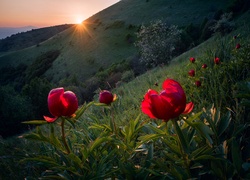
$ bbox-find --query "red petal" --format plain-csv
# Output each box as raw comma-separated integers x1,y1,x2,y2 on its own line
141,89,158,119
150,94,171,120
161,80,186,119
182,102,194,114
48,87,65,117
43,116,58,123
61,91,78,116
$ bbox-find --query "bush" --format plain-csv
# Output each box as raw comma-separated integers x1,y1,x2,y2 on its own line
0,85,33,138
135,20,182,67
210,12,235,36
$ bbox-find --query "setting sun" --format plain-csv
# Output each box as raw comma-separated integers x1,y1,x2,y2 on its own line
75,18,83,24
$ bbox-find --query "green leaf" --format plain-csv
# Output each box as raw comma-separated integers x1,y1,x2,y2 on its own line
68,153,83,169
137,134,163,144
217,111,231,136
89,137,112,152
22,120,48,125
20,156,60,167
191,145,212,160
185,118,214,146
93,102,111,107
231,137,243,172
49,125,63,150
144,142,153,168
75,101,94,119
64,117,76,128
195,122,214,146
194,155,218,161
172,120,189,154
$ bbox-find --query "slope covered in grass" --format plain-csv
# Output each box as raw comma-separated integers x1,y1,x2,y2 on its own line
0,0,229,83
0,8,250,179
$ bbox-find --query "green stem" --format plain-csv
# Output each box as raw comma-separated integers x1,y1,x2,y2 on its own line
110,105,117,134
172,119,191,177
61,117,70,154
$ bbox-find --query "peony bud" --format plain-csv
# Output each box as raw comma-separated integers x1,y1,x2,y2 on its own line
214,57,220,65
99,90,116,105
188,69,195,77
195,80,201,87
190,57,195,63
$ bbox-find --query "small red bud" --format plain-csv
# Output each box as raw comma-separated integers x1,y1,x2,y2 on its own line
202,64,207,69
99,90,115,105
195,80,201,87
236,43,241,49
188,69,195,77
190,57,195,63
214,57,220,65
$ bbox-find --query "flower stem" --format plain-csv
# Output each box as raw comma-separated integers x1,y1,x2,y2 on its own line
61,117,70,154
172,119,191,177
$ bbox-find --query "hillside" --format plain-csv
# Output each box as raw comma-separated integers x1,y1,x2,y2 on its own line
0,0,249,138
0,1,250,178
0,0,229,84
0,24,73,52
0,26,36,40
0,8,250,179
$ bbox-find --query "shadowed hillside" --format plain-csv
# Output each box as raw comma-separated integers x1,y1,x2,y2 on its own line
0,24,73,52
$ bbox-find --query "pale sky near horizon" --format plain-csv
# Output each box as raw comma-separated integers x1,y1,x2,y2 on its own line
0,0,120,28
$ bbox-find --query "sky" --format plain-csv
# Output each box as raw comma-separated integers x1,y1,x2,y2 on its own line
0,0,120,28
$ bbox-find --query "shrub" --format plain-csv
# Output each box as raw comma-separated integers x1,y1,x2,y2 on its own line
135,20,182,67
210,12,235,36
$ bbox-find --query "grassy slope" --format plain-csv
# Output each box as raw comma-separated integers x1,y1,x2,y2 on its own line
0,0,228,83
0,7,249,180
92,9,250,124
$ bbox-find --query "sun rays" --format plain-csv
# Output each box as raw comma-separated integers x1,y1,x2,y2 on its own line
71,20,97,45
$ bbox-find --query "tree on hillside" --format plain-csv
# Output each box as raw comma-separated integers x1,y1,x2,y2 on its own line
135,20,182,68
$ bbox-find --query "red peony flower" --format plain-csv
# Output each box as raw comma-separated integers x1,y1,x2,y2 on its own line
99,90,116,105
195,80,201,87
214,57,220,65
44,87,78,123
141,79,194,122
236,43,241,49
190,57,195,63
202,64,207,69
188,69,195,77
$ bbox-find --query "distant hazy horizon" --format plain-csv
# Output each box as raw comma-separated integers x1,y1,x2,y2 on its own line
0,26,38,39
0,0,119,28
